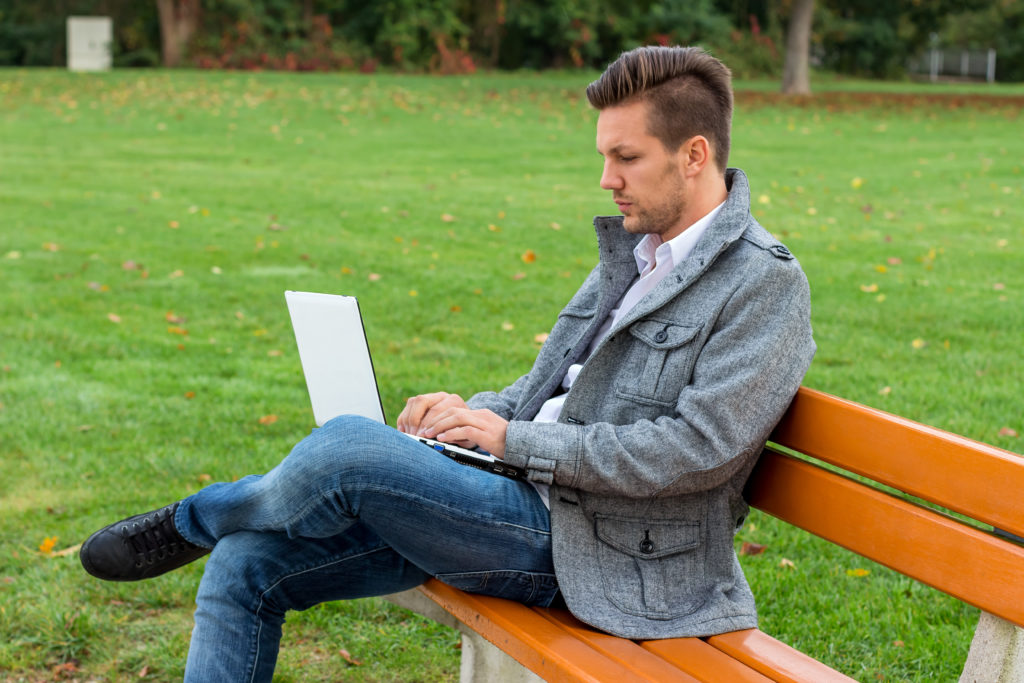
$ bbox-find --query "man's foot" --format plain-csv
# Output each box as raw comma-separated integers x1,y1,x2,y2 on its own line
80,502,210,581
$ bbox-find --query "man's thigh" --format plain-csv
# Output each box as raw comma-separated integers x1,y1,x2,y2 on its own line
287,415,560,606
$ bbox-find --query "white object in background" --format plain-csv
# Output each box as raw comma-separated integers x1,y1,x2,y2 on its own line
67,17,112,72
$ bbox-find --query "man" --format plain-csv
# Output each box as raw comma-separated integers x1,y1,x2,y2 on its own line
80,45,814,681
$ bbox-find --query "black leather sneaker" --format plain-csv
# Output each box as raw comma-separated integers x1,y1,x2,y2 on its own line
80,502,210,581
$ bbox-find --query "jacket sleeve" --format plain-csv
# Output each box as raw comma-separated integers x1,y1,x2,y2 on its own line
501,254,816,498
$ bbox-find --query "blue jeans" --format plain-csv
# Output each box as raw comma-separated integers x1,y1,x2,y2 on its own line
175,415,557,682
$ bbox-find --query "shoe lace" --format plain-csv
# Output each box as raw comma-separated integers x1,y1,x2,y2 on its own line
122,507,187,568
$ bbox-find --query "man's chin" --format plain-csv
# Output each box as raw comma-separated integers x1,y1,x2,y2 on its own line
621,215,648,234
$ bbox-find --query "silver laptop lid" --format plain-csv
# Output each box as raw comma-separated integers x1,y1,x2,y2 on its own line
285,291,385,426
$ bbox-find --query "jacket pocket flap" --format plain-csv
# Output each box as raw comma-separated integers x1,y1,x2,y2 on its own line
594,515,700,560
629,320,701,349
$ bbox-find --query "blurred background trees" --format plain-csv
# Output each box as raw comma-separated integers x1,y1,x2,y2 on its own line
0,0,1021,81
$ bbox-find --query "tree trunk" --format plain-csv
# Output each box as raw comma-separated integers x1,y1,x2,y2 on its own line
781,0,814,95
156,0,200,68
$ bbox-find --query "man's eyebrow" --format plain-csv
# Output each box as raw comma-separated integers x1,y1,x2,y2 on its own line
597,144,633,156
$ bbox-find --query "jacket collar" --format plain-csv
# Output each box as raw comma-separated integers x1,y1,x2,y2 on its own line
590,168,753,329
593,168,750,265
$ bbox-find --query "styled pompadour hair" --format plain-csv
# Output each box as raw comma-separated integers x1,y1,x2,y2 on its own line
587,46,733,171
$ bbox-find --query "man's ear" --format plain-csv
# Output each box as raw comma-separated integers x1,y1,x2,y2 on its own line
678,135,712,178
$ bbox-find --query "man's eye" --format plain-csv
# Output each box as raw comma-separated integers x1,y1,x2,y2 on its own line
619,156,637,163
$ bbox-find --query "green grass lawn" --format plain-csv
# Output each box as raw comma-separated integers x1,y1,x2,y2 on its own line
1,67,1021,682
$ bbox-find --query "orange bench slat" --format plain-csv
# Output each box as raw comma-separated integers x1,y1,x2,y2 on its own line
772,387,1024,537
747,449,1024,628
639,635,776,682
417,579,699,682
706,629,859,683
537,609,709,681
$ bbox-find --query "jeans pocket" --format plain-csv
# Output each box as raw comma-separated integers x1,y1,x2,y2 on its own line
435,569,559,606
594,514,705,618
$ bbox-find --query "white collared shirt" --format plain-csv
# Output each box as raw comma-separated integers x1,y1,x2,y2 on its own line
529,201,726,506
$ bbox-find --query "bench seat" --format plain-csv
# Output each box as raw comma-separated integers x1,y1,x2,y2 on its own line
387,387,1024,681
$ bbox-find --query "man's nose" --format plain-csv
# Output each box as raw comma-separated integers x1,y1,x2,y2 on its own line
600,161,623,191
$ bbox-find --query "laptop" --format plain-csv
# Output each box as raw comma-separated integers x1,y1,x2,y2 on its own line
284,290,525,480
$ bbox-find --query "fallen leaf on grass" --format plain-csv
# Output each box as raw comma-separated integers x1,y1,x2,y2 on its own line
534,333,549,344
847,568,871,577
52,543,82,558
740,542,766,556
258,414,278,425
51,660,80,679
999,427,1019,438
38,536,58,555
166,311,186,324
107,313,122,323
339,648,362,666
521,250,536,263
779,558,796,569
440,213,456,222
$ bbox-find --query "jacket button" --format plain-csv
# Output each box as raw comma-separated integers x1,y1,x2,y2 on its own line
640,530,655,554
654,330,668,343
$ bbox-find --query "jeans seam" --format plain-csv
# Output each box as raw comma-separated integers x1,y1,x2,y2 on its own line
249,544,395,683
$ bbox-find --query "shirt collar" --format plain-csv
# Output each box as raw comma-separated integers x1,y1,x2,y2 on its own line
632,200,727,276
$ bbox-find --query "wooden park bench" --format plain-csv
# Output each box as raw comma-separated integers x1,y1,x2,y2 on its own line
387,386,1024,681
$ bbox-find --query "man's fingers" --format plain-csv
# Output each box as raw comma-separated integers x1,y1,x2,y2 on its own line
428,408,508,458
397,392,466,434
416,394,468,435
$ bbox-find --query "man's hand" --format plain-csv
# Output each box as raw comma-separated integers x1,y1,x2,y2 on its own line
397,392,468,436
397,392,509,459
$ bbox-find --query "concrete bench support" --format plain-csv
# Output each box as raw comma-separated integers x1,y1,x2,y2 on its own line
385,589,542,683
960,611,1024,683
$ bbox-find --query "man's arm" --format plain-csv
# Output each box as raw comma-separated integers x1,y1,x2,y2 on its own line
501,256,815,497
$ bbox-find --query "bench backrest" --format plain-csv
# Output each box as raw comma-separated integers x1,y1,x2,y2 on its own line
747,387,1024,628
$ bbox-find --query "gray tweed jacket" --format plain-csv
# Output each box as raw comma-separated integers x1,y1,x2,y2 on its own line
467,168,816,639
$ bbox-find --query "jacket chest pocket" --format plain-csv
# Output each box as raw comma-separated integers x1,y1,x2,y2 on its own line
616,319,702,407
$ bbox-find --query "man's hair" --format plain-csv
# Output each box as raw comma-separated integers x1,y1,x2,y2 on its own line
586,46,733,171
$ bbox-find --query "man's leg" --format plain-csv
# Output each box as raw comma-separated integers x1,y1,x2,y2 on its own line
84,414,556,681
173,414,556,605
182,524,428,682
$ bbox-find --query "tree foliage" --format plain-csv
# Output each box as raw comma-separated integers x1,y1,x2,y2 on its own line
0,0,1020,81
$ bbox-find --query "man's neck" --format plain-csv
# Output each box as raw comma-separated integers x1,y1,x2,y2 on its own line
664,173,729,242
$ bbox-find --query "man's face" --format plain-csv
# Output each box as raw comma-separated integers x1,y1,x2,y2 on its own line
596,100,688,240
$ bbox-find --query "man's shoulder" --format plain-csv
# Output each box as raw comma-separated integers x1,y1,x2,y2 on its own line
737,223,797,262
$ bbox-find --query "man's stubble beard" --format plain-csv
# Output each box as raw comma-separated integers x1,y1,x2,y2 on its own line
622,175,687,238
